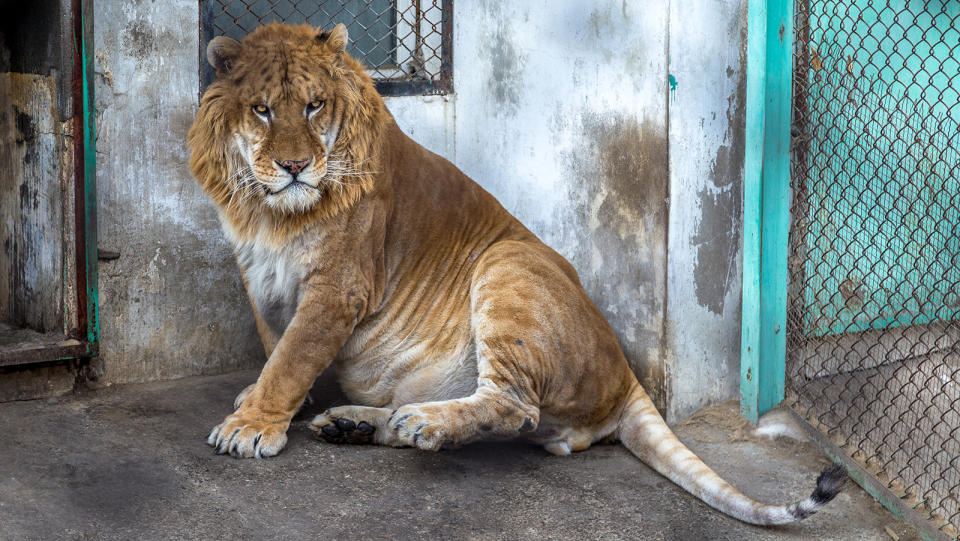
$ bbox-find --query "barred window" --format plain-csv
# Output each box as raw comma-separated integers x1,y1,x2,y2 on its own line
200,0,453,96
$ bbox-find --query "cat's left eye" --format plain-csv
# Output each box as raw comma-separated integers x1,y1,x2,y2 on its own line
306,100,324,115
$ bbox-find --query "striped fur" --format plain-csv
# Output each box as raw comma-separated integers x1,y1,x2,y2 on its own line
188,23,846,524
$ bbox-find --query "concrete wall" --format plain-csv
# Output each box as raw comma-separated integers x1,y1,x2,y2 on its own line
665,0,746,421
83,0,745,422
451,0,672,410
92,0,263,384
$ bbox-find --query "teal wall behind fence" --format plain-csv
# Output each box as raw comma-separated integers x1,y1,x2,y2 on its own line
799,0,960,336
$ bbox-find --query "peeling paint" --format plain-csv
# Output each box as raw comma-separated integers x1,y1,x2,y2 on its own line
690,41,746,316
122,20,156,64
691,180,741,315
446,1,673,413
662,0,748,422
95,48,115,88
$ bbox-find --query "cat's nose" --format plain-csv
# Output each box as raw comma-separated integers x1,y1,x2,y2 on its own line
278,158,311,176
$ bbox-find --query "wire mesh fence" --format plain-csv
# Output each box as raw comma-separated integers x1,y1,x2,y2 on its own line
200,0,452,95
787,0,960,536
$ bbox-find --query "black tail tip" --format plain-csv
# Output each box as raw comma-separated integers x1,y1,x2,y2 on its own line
811,464,847,505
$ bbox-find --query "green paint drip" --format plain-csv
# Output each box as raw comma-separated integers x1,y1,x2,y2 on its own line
668,74,678,91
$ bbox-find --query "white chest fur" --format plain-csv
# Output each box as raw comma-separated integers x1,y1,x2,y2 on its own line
232,237,307,336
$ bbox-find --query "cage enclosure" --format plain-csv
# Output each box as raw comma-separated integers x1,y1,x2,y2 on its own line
786,0,960,536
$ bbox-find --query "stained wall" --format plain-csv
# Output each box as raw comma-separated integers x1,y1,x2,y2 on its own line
396,1,747,421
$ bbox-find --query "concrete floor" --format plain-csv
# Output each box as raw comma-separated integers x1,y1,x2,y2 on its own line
1,370,916,540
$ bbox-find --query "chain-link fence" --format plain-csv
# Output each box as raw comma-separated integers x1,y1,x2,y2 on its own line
787,0,960,537
200,0,452,95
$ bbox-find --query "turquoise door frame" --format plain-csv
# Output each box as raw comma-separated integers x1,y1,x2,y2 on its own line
740,0,793,424
79,0,99,356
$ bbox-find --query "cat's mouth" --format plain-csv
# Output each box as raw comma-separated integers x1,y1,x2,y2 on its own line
264,179,318,195
258,179,323,214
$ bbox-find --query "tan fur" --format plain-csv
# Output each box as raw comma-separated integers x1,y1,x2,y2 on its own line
188,23,844,525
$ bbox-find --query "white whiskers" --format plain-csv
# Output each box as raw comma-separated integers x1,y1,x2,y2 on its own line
225,165,260,212
322,157,373,194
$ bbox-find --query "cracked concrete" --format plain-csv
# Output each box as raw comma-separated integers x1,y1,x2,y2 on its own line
1,370,915,540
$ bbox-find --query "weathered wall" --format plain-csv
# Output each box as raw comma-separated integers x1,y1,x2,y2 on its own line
392,1,747,421
81,0,745,423
91,1,263,385
664,0,747,421
449,1,671,409
87,3,457,387
0,1,80,403
384,95,455,159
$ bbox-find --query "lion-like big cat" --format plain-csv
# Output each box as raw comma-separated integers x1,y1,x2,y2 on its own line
188,23,846,525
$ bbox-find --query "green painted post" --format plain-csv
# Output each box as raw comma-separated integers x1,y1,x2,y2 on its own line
740,0,767,424
741,0,793,421
757,0,793,415
82,1,99,354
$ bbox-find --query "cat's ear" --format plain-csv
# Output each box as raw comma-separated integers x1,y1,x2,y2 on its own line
207,36,241,74
317,23,348,53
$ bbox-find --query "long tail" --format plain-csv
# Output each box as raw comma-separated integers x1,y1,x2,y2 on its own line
618,384,846,525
